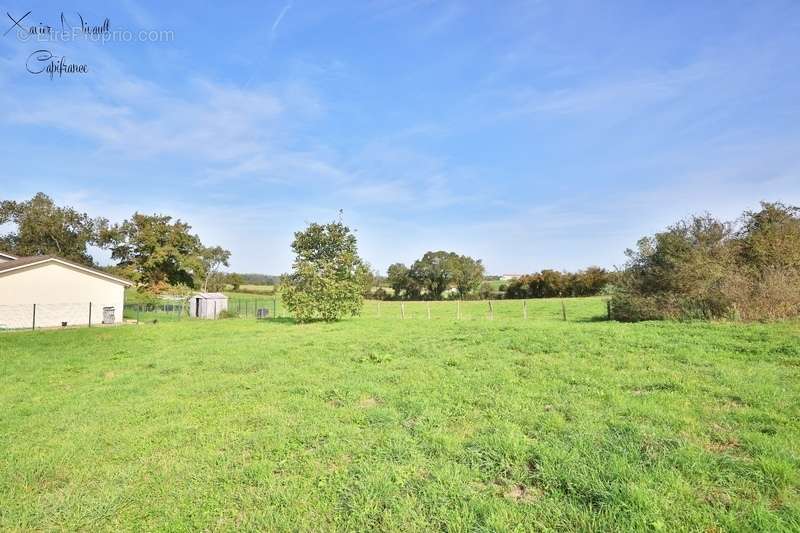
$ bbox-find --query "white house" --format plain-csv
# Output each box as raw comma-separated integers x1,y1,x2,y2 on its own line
0,253,132,329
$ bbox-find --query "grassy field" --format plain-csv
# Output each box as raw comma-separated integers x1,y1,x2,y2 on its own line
1,298,799,531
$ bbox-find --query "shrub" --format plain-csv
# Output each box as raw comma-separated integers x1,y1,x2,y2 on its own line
613,202,800,322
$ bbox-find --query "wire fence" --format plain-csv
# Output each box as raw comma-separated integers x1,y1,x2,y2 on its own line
1,297,611,331
0,302,122,331
360,297,610,322
123,298,281,324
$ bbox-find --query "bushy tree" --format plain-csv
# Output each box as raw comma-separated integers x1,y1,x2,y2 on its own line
450,255,486,298
410,251,459,299
612,202,800,321
226,273,244,291
387,262,420,299
281,220,370,322
0,192,105,265
99,213,226,290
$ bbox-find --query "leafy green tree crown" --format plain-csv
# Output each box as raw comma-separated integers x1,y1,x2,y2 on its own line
281,220,370,322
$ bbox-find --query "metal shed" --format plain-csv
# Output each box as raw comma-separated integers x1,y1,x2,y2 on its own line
189,292,228,319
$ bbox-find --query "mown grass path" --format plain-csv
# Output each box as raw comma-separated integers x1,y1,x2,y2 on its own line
1,308,798,531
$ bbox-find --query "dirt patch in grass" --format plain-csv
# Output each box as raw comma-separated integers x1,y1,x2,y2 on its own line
359,397,380,408
503,484,543,504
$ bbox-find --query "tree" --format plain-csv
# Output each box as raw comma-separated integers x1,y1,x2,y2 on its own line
200,246,231,292
98,213,209,289
0,192,105,265
281,220,371,322
449,255,485,298
386,262,420,299
410,251,458,300
737,201,800,271
226,273,244,291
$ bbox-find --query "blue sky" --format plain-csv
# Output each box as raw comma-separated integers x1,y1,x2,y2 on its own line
1,1,799,274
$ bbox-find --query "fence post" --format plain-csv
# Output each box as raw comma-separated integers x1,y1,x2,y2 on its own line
523,299,528,320
214,300,217,319
606,300,612,321
377,300,381,318
489,300,494,320
88,302,92,327
32,303,36,330
273,298,276,319
401,302,405,320
561,299,567,321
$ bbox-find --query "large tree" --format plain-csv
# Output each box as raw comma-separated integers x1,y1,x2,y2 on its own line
0,192,105,265
410,251,459,299
449,254,485,298
281,219,371,321
386,262,420,299
99,213,227,290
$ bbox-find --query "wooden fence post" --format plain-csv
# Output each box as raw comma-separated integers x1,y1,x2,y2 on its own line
523,299,528,320
606,300,612,320
488,300,494,320
561,299,567,321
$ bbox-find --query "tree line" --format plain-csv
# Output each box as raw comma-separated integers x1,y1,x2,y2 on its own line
503,267,614,299
0,193,231,294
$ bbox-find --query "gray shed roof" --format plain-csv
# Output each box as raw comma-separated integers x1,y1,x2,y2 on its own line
193,292,228,299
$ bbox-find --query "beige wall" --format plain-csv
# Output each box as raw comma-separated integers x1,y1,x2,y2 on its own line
0,261,127,329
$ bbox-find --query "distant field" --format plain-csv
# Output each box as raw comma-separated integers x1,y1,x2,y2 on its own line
2,301,798,530
232,284,276,294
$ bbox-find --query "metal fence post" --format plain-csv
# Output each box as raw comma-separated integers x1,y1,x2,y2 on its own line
32,303,36,330
88,302,92,327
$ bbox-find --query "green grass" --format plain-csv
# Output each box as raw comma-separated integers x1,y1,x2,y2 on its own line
1,298,799,531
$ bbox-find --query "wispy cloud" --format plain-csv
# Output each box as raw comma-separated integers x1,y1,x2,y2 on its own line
271,1,294,39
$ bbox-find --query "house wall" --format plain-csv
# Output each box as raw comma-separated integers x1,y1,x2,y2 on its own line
0,262,127,329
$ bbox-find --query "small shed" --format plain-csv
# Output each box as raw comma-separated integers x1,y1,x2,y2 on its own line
189,292,228,319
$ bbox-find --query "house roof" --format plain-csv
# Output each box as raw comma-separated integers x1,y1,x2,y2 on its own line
0,255,133,286
193,292,227,299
